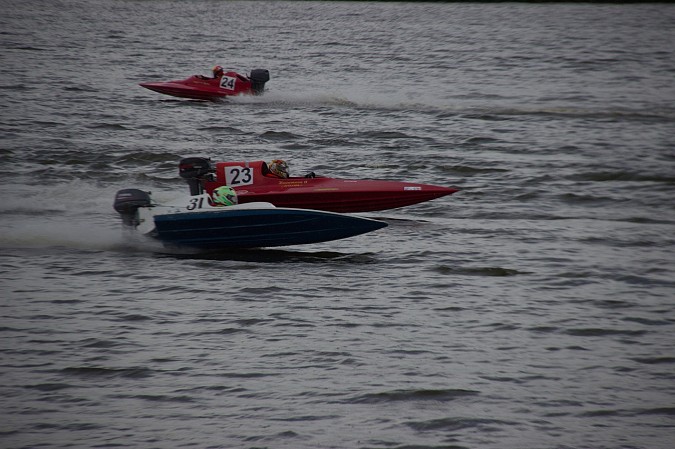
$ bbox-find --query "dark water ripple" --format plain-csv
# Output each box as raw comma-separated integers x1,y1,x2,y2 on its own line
1,1,675,449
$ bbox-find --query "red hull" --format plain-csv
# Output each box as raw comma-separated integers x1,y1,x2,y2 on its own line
194,160,458,213
140,70,269,100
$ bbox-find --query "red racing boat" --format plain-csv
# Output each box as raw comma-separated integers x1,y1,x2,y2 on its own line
140,69,270,100
178,157,459,213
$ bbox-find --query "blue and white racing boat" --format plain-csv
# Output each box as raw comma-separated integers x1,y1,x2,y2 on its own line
113,189,387,250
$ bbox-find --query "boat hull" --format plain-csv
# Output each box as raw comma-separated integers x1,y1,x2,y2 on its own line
139,81,230,100
221,181,455,213
152,207,387,249
198,160,458,213
140,70,269,100
115,192,387,250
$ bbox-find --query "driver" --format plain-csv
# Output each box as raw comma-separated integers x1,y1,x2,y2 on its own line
211,185,238,206
267,159,289,178
212,65,224,78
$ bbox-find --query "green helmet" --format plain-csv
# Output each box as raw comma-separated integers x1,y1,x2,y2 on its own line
212,186,238,206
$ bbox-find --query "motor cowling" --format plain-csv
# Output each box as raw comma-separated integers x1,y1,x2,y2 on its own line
179,157,214,195
249,69,270,95
114,188,152,227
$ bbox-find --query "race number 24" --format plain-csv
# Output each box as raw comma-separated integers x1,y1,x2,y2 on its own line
219,76,236,90
225,166,253,186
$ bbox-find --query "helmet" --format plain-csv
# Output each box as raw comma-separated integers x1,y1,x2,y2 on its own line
212,65,224,77
268,159,289,178
212,186,238,206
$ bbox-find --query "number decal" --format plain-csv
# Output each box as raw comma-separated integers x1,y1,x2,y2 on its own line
225,166,254,186
186,196,204,210
185,194,217,211
219,76,236,90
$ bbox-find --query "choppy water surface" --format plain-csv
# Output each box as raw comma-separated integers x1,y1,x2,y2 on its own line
1,1,675,448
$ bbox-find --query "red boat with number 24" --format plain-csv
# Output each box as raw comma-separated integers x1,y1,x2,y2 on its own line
140,69,270,100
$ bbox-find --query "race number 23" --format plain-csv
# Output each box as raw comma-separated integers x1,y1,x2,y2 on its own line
225,166,253,186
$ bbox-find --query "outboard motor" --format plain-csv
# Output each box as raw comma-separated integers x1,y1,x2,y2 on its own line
249,69,270,95
114,189,152,228
179,157,214,195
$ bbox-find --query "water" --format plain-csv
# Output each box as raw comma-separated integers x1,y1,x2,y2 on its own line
2,1,675,448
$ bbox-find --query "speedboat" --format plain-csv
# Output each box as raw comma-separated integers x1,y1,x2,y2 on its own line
113,189,387,250
139,69,270,100
178,157,459,213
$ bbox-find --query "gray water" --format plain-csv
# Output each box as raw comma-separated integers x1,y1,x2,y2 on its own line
1,1,675,448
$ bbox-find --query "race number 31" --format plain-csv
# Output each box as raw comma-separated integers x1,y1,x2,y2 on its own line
225,166,253,186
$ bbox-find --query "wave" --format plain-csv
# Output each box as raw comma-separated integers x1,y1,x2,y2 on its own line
226,86,675,122
568,171,675,184
405,416,515,432
433,265,524,277
60,365,154,379
0,181,164,252
350,388,479,404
